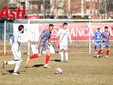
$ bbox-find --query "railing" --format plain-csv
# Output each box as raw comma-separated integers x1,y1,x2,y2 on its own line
8,3,17,9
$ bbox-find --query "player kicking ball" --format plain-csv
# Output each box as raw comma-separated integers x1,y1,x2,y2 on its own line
92,28,102,54
26,24,54,68
56,23,72,62
3,25,24,75
97,26,110,58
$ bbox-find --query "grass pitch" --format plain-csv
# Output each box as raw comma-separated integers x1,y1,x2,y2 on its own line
0,52,113,85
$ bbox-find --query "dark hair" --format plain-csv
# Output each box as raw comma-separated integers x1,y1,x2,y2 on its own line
18,25,24,31
97,28,100,30
63,22,68,26
105,26,108,29
49,24,54,27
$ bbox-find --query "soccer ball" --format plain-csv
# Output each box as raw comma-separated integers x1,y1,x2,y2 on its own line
55,67,63,74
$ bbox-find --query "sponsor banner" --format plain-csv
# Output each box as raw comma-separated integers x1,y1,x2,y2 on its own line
39,23,113,41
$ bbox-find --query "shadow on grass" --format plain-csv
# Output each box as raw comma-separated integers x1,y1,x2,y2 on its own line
32,64,44,67
7,70,26,74
25,64,44,69
93,56,103,58
51,59,61,62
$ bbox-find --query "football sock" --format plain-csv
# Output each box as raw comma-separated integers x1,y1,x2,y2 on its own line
60,52,64,61
45,55,50,64
65,52,68,61
98,49,102,55
106,50,110,56
30,54,38,59
94,45,97,53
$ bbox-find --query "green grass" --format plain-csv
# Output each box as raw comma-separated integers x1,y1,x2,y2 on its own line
0,52,113,85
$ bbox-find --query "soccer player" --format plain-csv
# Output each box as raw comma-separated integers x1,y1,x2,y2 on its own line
3,25,24,75
26,24,54,68
97,26,110,58
56,22,72,62
92,28,102,54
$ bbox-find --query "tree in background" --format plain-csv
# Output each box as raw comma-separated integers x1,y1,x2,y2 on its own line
106,0,113,18
0,0,8,11
99,0,113,19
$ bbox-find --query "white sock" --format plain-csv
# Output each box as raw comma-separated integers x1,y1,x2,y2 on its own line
65,52,68,61
14,60,22,73
7,61,16,64
7,60,22,73
60,52,64,61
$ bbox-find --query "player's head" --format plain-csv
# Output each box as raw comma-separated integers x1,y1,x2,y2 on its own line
63,22,68,29
97,28,100,32
48,24,54,32
104,26,108,32
18,25,24,33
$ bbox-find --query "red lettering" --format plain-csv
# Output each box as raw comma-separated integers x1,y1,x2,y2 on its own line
0,6,9,18
21,6,25,18
9,10,16,18
0,6,25,19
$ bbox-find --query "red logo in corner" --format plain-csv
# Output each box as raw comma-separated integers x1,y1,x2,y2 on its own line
0,6,25,19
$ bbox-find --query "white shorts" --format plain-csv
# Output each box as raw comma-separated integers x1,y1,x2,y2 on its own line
11,45,22,60
59,44,68,50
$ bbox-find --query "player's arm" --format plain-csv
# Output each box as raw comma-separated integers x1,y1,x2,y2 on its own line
16,33,21,46
67,30,72,43
100,33,104,42
36,36,41,49
16,33,21,42
47,38,51,46
56,29,60,38
36,30,46,49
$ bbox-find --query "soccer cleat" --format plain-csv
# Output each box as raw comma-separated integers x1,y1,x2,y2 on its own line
65,60,68,63
26,57,30,64
95,52,97,54
3,61,7,69
12,72,19,76
105,55,109,58
44,64,51,68
97,55,99,58
60,60,64,62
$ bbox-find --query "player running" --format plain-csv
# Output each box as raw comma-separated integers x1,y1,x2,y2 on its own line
26,24,54,68
92,28,102,54
97,26,110,58
3,25,24,75
56,22,72,62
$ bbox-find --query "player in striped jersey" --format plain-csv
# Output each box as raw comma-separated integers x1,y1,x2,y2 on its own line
92,28,102,54
56,23,72,62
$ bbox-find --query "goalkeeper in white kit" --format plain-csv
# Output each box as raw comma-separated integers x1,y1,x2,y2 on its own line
3,25,24,75
56,22,72,62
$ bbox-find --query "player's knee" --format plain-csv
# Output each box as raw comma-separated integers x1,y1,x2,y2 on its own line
65,49,68,52
108,48,110,50
46,51,51,56
38,54,42,57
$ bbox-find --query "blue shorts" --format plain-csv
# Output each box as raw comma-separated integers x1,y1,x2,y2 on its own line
103,42,110,48
38,44,49,54
95,42,102,48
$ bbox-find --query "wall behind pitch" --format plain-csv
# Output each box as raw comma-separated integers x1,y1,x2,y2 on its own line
13,24,39,42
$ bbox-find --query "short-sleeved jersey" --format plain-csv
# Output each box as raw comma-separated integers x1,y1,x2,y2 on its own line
40,29,51,46
93,32,102,44
101,32,110,43
10,31,21,46
57,28,69,45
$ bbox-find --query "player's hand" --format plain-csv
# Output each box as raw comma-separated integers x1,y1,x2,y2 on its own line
70,42,73,45
92,40,94,43
35,45,39,49
48,43,51,46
